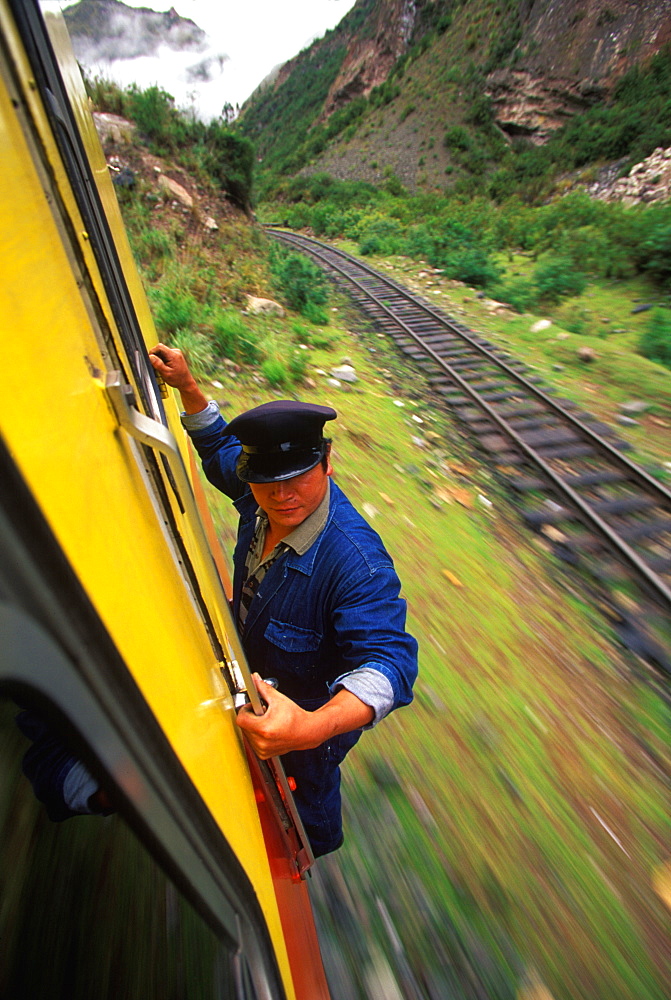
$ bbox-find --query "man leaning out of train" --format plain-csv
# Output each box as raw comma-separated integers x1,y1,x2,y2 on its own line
149,343,418,858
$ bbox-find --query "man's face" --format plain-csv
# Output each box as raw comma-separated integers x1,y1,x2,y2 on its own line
250,458,331,535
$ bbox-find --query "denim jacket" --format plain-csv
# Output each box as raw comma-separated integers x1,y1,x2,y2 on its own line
187,411,418,854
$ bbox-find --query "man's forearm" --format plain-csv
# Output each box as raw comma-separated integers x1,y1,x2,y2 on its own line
310,689,374,742
237,676,374,759
177,380,210,414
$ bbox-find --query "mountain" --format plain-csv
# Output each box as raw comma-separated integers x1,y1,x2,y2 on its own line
239,0,671,192
63,0,206,63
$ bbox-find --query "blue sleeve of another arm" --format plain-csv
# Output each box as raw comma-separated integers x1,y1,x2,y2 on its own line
182,408,247,501
328,559,418,717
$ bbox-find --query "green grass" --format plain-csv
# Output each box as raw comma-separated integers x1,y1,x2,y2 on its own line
119,158,670,996
191,287,670,1000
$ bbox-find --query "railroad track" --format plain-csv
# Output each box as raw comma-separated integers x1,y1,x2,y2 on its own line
269,228,671,670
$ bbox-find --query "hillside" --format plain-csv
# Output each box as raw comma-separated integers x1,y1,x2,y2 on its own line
240,0,671,193
92,98,671,1000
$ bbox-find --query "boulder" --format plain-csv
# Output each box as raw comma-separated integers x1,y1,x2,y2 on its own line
158,174,193,208
244,295,285,317
577,346,596,362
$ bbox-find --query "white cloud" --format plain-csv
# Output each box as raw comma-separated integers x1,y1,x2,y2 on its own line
41,0,358,118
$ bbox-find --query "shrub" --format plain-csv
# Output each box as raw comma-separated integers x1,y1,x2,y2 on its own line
150,284,199,335
302,301,330,326
637,215,671,288
261,358,289,387
358,217,404,256
639,309,671,369
444,126,472,152
268,247,328,315
532,256,587,302
490,276,537,312
198,123,255,213
211,309,262,364
137,227,173,263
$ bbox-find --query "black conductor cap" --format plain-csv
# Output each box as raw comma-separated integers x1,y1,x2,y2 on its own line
225,400,337,483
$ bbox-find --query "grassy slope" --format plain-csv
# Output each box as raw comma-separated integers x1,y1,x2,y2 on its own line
115,133,670,994
195,262,670,1000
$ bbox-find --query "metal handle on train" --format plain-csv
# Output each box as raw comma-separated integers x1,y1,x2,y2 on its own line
234,678,278,713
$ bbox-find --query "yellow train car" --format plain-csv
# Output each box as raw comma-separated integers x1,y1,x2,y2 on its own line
0,2,330,996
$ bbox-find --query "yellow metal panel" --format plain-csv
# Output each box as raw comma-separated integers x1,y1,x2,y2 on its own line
0,18,294,994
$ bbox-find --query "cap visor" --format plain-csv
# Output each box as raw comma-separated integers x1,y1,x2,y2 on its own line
236,447,324,484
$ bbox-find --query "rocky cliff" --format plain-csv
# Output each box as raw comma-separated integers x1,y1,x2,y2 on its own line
488,0,671,143
321,0,417,117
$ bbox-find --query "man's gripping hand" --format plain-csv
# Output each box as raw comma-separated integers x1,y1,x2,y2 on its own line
236,674,374,759
148,343,196,391
148,343,209,414
236,675,324,759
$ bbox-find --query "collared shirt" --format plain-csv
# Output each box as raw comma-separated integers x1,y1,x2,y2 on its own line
239,482,331,633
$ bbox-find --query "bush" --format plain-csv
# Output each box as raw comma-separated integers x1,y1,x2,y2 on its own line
490,276,537,313
639,309,671,369
301,301,330,326
358,217,404,256
637,214,671,288
532,255,587,302
211,309,262,364
150,284,199,335
198,123,255,213
268,245,328,316
261,358,289,387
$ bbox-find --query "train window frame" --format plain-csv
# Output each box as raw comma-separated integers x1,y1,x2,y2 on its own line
0,436,288,1000
13,0,168,426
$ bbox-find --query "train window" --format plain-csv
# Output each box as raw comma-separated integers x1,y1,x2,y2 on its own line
0,694,240,1000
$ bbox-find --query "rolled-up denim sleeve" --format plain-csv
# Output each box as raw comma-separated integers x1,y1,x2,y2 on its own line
329,666,394,727
180,399,220,432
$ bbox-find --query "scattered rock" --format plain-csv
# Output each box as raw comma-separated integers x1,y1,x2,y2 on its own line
577,346,597,362
94,111,135,144
616,415,639,426
245,295,285,317
331,364,358,383
362,502,379,519
326,378,342,388
555,332,570,340
158,174,193,207
620,400,651,414
541,525,567,543
588,146,671,206
531,320,552,333
631,303,653,314
112,166,135,189
203,216,218,231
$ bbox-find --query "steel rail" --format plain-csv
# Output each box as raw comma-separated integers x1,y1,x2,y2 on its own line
270,230,671,614
272,230,671,505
